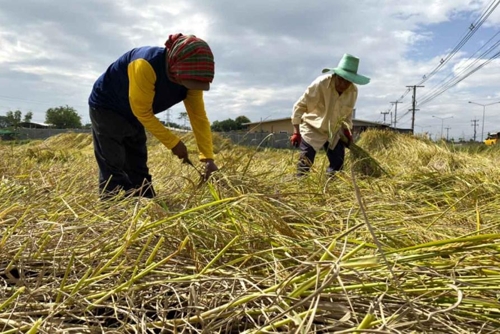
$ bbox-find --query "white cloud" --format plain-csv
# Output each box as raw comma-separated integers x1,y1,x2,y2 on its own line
0,0,498,140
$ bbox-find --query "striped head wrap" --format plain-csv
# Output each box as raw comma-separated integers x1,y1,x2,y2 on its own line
165,33,214,84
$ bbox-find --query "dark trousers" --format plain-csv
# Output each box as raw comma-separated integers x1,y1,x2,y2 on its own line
297,139,345,175
90,107,156,198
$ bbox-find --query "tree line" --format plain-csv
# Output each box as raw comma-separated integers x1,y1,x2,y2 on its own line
211,116,250,132
0,106,83,129
1,106,252,132
164,112,251,132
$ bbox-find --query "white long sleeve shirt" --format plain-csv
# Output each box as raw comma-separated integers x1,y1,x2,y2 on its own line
292,74,358,151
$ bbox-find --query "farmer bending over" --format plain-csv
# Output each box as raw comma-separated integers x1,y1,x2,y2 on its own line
89,33,218,199
290,54,370,176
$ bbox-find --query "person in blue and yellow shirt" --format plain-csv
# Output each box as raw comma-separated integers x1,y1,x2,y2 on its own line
89,33,218,199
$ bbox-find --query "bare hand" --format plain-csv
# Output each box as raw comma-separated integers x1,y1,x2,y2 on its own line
171,141,188,160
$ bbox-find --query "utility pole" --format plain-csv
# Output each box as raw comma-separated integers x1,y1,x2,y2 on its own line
390,101,401,128
471,118,480,142
468,101,500,141
380,111,390,125
445,126,451,141
406,85,424,133
432,115,453,140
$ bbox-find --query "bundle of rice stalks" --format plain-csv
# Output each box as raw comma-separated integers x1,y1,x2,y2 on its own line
43,132,93,150
352,129,484,176
347,142,389,177
340,132,388,177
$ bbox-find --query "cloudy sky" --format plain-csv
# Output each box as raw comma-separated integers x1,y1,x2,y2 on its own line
1,0,500,141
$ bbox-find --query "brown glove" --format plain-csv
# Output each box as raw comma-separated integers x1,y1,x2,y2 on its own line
171,141,188,160
203,159,219,181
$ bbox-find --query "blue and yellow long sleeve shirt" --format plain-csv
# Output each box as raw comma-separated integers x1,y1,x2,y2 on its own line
89,46,214,160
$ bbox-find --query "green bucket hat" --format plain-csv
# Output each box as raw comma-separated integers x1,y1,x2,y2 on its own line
322,53,370,85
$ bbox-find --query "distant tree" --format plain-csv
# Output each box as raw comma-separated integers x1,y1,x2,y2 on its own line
0,116,10,128
211,119,227,132
23,111,33,123
178,111,188,128
211,120,221,132
211,116,252,132
235,116,251,127
5,110,22,128
45,105,82,128
218,118,238,132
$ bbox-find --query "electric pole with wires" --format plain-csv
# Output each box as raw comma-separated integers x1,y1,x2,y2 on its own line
390,101,401,128
471,118,480,142
445,126,451,141
380,111,390,125
406,85,424,133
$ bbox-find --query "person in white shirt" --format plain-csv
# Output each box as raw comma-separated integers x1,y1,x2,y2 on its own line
290,54,370,176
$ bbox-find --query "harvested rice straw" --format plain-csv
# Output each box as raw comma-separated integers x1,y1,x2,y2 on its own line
337,121,388,177
345,139,389,177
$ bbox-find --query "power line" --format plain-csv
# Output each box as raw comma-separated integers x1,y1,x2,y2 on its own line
418,29,500,106
398,37,500,121
0,95,55,105
392,0,500,121
406,85,424,133
417,0,500,86
418,49,500,106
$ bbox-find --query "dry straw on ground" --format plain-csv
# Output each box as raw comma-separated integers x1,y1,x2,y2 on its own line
1,129,500,333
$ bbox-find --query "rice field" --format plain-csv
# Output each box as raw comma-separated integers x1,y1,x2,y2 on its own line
1,129,499,333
